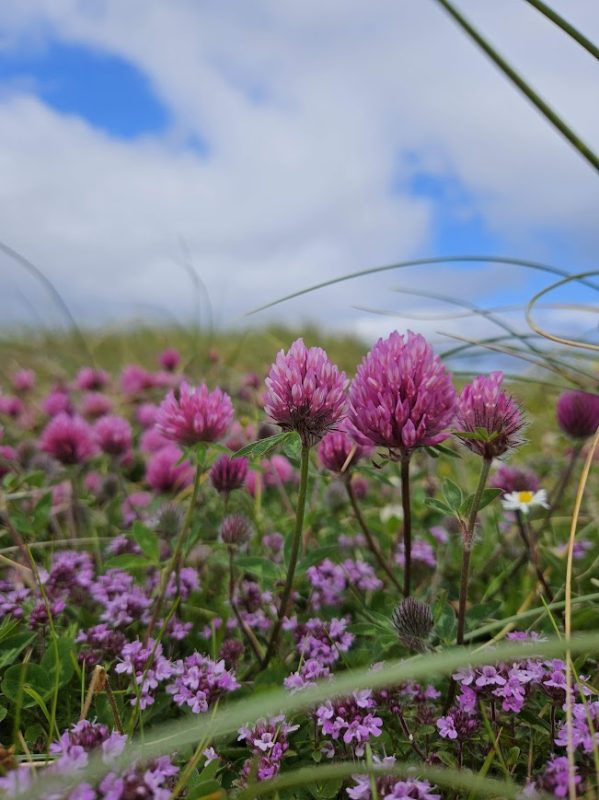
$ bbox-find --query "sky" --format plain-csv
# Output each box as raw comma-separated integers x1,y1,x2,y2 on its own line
0,0,597,358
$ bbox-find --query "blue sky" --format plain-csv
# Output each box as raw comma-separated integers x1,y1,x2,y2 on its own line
0,0,596,356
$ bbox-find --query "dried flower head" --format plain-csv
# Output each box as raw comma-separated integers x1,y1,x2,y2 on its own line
220,514,252,547
264,338,347,447
392,597,434,653
348,331,455,455
157,382,234,445
556,389,599,439
454,372,524,460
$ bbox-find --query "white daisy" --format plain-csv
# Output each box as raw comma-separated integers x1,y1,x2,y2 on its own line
502,489,549,514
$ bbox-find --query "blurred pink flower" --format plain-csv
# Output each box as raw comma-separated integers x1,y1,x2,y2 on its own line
40,413,98,464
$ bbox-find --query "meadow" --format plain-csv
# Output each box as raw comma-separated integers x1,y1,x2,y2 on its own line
0,313,596,800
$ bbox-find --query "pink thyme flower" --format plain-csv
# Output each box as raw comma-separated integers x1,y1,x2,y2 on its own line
156,382,234,445
94,415,133,456
264,338,347,446
348,331,455,455
210,453,248,494
556,390,599,439
454,372,524,460
158,347,180,372
39,413,98,464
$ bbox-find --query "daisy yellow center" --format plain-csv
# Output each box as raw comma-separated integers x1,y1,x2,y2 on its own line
517,490,534,504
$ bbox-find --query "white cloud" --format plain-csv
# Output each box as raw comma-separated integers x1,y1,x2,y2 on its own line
0,0,597,336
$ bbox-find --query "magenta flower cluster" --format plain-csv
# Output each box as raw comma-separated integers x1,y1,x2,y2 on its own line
348,331,456,455
556,389,599,439
156,381,233,445
264,338,347,446
454,371,524,459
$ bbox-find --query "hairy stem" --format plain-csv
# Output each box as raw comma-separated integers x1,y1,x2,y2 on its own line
144,462,202,643
515,511,554,603
345,477,403,594
228,547,264,664
457,458,492,646
261,443,311,671
400,454,412,597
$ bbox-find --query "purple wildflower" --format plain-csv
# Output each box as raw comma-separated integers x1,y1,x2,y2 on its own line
490,464,541,494
316,689,383,757
347,756,441,800
557,389,599,439
158,347,181,372
454,372,524,459
156,381,233,445
166,653,239,713
39,413,98,464
79,392,113,420
318,425,372,473
145,444,194,493
238,715,299,784
115,638,176,709
76,367,110,391
264,338,347,446
94,415,133,456
210,453,249,494
11,369,35,393
348,331,455,455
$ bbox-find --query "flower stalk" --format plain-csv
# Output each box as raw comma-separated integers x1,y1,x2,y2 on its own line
261,442,311,671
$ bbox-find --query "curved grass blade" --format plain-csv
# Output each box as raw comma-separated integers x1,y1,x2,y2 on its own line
524,0,599,61
246,256,599,317
526,270,599,352
433,0,599,172
18,632,599,799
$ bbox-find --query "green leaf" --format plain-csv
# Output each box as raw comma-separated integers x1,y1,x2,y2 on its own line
233,432,298,460
104,553,146,571
0,632,37,670
130,521,159,562
442,478,463,511
460,488,502,517
298,546,341,571
2,662,53,707
41,637,75,688
424,497,452,515
235,556,282,580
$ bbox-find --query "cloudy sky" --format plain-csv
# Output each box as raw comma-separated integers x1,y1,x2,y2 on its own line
0,0,597,354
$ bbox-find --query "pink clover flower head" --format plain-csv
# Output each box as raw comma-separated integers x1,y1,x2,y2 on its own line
210,453,248,494
120,364,155,396
79,392,113,420
556,389,599,439
158,347,181,372
490,464,540,495
39,413,97,464
146,444,194,493
264,338,347,447
348,331,455,455
94,415,133,456
75,366,110,391
42,387,73,417
136,402,159,428
0,395,24,420
11,369,36,393
0,445,17,478
454,371,524,459
318,423,373,474
156,381,234,445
